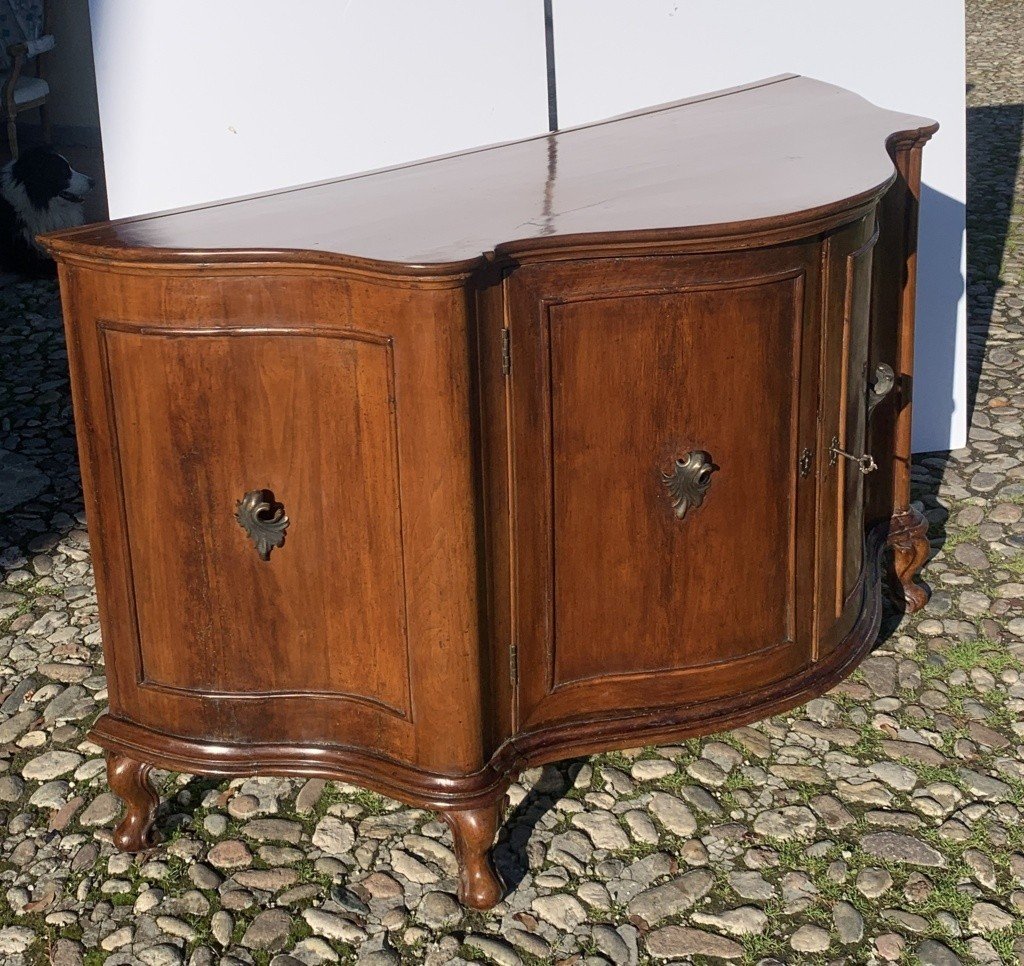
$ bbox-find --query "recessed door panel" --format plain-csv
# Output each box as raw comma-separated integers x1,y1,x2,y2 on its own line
100,324,411,719
509,252,820,729
549,282,798,681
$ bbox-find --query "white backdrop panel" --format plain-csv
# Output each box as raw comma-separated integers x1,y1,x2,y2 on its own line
553,0,967,452
88,0,548,218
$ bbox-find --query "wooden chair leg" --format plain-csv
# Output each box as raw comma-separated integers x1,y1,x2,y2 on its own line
6,112,18,160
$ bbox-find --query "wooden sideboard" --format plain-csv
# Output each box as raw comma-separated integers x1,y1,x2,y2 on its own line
44,75,936,909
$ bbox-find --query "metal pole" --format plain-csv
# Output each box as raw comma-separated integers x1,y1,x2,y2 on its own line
543,0,558,132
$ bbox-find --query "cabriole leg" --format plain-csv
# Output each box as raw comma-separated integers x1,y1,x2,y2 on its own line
442,800,504,910
887,506,930,613
106,752,160,852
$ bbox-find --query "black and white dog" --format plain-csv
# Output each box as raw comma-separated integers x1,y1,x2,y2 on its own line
0,146,93,276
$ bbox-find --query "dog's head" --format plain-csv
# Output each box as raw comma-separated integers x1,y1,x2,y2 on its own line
1,147,95,248
3,146,94,211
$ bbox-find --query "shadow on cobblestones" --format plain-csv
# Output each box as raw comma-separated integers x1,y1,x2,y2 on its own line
494,759,587,892
966,101,1024,417
0,279,83,569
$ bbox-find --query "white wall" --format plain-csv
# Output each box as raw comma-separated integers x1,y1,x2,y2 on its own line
88,0,965,451
552,0,967,453
87,0,548,216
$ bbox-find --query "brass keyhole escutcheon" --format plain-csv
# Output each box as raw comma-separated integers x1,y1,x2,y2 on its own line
868,362,896,416
235,489,289,560
662,450,717,520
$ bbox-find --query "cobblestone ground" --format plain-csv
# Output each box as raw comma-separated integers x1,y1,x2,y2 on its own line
2,8,1023,966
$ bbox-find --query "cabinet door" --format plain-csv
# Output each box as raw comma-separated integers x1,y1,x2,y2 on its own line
816,215,879,657
507,250,821,730
67,270,487,773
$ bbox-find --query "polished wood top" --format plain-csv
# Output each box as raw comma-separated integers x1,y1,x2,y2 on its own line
45,75,935,273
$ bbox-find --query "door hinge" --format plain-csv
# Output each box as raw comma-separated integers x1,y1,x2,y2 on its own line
501,328,511,376
799,448,814,478
509,643,518,679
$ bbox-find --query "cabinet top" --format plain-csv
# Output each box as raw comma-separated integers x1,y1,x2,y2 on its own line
46,75,935,278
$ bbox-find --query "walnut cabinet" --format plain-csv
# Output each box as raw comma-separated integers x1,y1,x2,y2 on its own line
45,75,936,909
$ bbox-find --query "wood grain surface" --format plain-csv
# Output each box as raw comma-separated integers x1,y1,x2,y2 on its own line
44,76,935,273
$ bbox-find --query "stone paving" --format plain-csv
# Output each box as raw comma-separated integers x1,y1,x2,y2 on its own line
2,5,1023,965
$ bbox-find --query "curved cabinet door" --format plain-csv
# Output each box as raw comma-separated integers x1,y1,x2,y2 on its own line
61,268,487,775
816,214,879,657
507,248,822,730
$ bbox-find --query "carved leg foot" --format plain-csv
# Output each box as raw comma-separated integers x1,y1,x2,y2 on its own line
887,506,931,614
442,800,504,910
106,753,160,852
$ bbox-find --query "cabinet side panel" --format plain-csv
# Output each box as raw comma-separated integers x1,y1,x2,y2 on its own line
867,138,931,527
55,264,140,725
